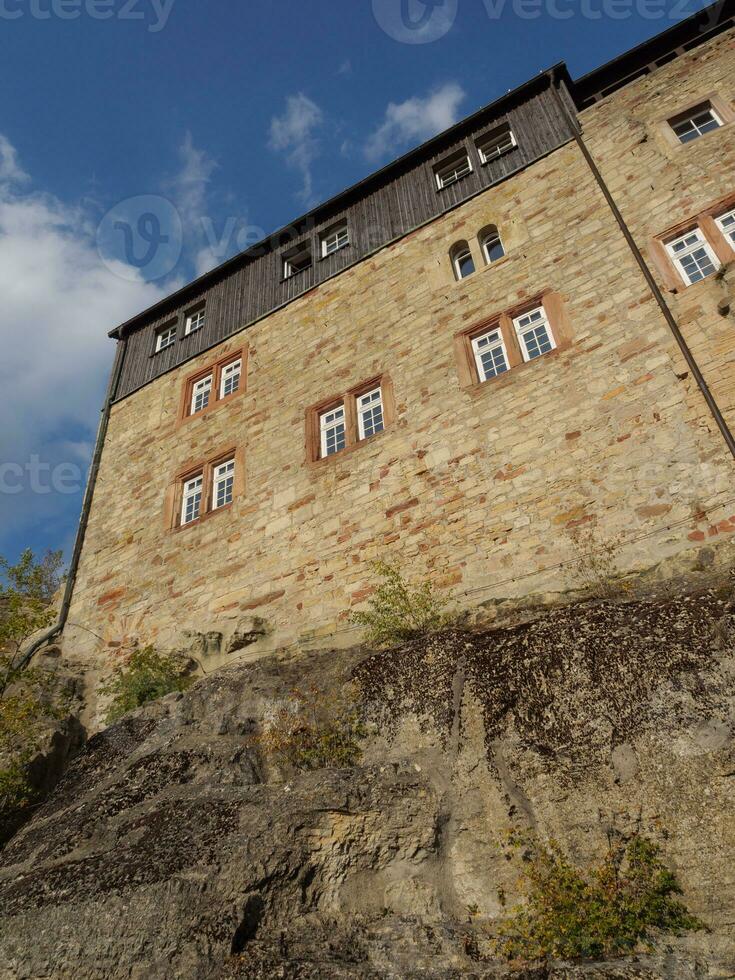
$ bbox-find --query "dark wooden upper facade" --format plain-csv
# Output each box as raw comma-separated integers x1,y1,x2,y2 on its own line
113,73,577,401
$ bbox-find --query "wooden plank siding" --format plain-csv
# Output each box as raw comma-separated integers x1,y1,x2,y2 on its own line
114,78,577,402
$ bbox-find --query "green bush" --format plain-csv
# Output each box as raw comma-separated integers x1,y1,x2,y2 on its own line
101,646,192,724
254,684,366,771
494,832,705,963
1,549,67,836
348,560,453,648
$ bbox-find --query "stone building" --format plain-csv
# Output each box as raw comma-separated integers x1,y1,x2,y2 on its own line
62,5,735,662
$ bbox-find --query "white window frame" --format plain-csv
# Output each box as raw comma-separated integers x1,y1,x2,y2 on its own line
481,230,505,265
184,307,206,336
319,404,346,458
220,358,242,399
471,328,510,382
665,228,719,286
320,224,349,258
190,374,212,415
512,306,557,363
155,323,177,353
356,387,384,440
212,458,235,510
670,103,723,144
181,474,203,526
283,246,312,278
453,246,475,281
476,126,517,164
434,153,472,190
715,208,735,248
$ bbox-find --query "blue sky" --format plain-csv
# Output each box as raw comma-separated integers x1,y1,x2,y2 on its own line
0,0,712,566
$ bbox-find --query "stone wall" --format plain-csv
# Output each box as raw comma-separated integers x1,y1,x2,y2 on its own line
64,29,735,662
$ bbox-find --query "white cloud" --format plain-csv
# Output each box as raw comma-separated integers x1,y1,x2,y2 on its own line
170,131,221,277
0,134,168,549
337,59,352,76
364,82,466,162
268,93,324,205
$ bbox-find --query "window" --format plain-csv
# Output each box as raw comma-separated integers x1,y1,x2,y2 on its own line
715,208,735,247
306,376,395,463
320,405,346,457
472,328,509,381
155,323,177,353
476,125,517,164
181,474,203,526
220,358,241,398
190,375,212,415
321,223,349,257
480,227,505,264
357,387,384,439
169,448,242,530
179,349,246,421
185,307,206,336
451,241,475,280
513,306,556,361
434,152,472,190
212,458,235,510
670,102,722,144
283,244,312,278
665,228,718,285
454,293,569,390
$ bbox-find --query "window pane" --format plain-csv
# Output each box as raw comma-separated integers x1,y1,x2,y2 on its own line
456,251,475,279
220,359,241,398
358,388,384,439
672,105,721,144
320,404,346,457
513,307,555,361
213,459,235,509
182,475,203,524
483,234,505,263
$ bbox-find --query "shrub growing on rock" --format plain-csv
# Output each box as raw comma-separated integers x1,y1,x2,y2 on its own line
101,646,192,724
254,684,366,771
493,832,705,963
349,560,452,648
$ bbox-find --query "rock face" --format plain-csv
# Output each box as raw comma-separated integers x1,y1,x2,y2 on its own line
1,585,734,978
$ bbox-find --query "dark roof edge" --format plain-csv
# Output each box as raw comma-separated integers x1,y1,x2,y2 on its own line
572,0,735,104
110,65,569,339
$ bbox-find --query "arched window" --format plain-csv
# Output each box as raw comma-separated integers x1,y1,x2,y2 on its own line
450,241,475,281
479,225,505,265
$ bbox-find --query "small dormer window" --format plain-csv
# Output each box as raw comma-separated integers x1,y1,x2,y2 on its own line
321,223,349,257
669,102,722,144
155,322,177,353
434,151,472,190
185,306,206,336
476,125,517,164
283,244,312,278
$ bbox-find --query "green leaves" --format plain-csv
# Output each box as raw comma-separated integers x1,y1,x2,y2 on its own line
349,561,453,648
494,832,705,963
100,646,192,724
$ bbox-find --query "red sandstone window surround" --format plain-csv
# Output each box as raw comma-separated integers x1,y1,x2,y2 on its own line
453,291,571,390
177,347,247,423
165,446,244,531
650,190,735,291
305,375,396,464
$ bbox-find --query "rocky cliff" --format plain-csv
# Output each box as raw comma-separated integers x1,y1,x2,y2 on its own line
1,580,734,979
